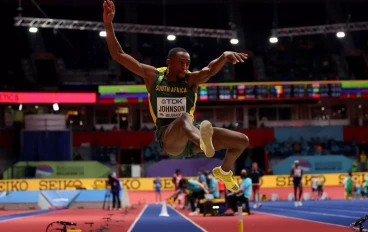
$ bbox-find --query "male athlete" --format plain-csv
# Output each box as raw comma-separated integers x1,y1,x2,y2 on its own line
103,0,249,192
290,160,303,207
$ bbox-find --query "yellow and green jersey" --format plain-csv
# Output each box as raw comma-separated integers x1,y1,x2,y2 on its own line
148,67,198,129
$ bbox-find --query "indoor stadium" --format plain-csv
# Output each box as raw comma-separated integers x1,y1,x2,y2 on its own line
0,0,368,231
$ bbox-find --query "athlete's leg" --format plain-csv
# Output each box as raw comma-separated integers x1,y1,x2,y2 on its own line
161,113,201,156
192,127,249,192
298,185,303,201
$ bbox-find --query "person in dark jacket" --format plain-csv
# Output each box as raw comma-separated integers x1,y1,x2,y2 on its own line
108,172,122,210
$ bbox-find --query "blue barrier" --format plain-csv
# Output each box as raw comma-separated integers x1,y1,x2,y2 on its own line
40,190,80,207
272,155,353,174
0,191,39,203
75,189,124,202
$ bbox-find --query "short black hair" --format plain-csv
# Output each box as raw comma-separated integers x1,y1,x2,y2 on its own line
178,178,188,188
167,47,188,59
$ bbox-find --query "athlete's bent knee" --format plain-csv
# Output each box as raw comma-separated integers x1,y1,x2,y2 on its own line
179,112,191,122
239,134,249,149
177,113,192,127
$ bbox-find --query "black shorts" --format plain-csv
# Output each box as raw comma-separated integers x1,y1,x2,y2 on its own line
293,181,302,188
317,186,323,191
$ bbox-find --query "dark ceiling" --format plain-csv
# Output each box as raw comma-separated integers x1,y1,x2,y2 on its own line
12,0,368,6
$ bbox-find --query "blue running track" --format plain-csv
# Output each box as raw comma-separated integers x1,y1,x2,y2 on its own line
253,200,368,228
0,210,60,223
128,204,205,232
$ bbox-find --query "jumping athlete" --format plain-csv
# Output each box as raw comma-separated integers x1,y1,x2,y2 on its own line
290,160,303,207
103,0,249,192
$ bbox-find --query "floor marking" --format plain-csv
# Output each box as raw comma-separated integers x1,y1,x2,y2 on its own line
167,205,207,232
255,211,348,228
127,204,148,232
0,209,68,223
262,206,357,219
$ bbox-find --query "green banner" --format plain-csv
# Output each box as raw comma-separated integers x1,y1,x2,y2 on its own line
3,161,111,179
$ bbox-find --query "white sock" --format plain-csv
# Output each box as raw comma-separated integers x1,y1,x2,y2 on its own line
219,167,230,175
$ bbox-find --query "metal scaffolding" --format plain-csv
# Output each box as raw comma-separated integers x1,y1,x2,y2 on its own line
272,21,368,37
14,17,236,39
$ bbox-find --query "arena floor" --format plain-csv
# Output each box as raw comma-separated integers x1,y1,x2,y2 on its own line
0,200,365,232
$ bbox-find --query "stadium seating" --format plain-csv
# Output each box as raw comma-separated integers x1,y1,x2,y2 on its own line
265,137,357,157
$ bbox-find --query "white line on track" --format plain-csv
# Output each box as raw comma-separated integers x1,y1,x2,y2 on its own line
167,205,208,232
127,204,148,232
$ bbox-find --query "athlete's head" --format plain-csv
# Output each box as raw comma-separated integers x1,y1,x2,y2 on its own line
111,172,116,178
252,162,258,170
175,169,181,175
294,160,299,168
178,178,189,189
240,169,248,179
166,47,190,79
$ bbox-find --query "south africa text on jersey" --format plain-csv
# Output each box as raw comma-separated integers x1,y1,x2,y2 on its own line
155,85,188,93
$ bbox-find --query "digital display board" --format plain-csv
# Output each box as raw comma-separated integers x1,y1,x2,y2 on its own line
98,81,368,104
0,92,96,104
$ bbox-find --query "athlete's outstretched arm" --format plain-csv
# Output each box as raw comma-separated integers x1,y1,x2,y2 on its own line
103,0,156,79
190,51,248,84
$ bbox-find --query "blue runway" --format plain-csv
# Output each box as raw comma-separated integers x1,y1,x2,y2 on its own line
129,204,205,232
253,200,368,228
0,210,60,222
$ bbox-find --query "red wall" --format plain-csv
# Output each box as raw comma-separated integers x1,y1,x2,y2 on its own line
2,126,367,149
343,126,368,143
72,129,274,149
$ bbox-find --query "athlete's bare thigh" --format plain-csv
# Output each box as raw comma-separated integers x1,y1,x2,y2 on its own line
192,127,249,154
161,114,193,156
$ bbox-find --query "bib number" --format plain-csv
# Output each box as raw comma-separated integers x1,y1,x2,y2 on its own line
157,97,186,118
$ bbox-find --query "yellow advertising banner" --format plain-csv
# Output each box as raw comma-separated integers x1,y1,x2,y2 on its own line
0,172,366,191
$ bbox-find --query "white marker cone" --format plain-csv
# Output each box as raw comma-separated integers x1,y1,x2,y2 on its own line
159,201,170,217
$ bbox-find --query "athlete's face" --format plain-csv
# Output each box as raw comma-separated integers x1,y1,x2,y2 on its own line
167,52,190,78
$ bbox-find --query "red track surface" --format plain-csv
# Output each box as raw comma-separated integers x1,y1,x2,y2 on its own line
0,207,144,232
0,187,348,232
189,211,349,232
128,186,345,204
0,206,350,232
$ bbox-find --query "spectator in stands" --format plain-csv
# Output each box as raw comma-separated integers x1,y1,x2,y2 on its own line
360,151,367,171
225,169,252,215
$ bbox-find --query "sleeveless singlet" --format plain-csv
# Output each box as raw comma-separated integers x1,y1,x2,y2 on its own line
148,67,198,129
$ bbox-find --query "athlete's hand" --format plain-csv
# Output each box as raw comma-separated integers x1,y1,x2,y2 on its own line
103,0,115,24
223,51,248,64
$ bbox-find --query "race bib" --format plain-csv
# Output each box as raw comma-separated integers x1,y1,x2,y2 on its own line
157,97,186,118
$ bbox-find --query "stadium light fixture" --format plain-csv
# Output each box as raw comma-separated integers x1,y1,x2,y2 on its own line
336,31,345,38
14,17,235,39
269,37,278,44
99,31,107,37
167,34,176,41
29,27,38,33
53,103,59,111
230,38,239,45
272,21,368,37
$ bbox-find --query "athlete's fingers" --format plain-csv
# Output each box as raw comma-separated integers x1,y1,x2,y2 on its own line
231,54,240,63
110,0,115,12
239,53,248,59
234,53,244,63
